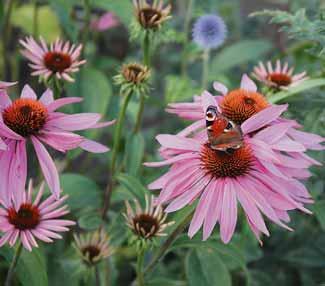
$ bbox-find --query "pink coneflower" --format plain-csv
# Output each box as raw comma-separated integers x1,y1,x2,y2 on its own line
252,60,308,90
0,180,75,251
145,103,313,244
20,37,86,82
90,12,119,32
0,85,114,202
165,75,324,151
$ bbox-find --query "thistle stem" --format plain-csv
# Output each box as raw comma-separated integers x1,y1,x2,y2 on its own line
133,94,145,134
136,249,145,286
32,0,39,37
5,243,23,286
144,211,193,274
94,264,101,286
143,32,150,67
181,0,194,76
2,0,15,81
201,49,210,89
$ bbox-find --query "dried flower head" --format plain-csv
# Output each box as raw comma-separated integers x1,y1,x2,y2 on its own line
193,14,227,50
73,228,113,266
252,60,308,90
124,195,174,240
133,0,172,30
114,62,150,95
122,63,150,84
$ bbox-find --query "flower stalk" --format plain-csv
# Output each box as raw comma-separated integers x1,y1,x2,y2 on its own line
144,211,193,274
136,249,145,286
202,49,210,89
2,0,15,81
5,243,23,286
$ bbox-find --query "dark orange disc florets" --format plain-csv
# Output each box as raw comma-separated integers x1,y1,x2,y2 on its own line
133,214,159,238
44,51,72,73
82,245,101,263
200,143,253,178
3,98,48,137
220,89,268,125
8,203,40,230
267,73,292,87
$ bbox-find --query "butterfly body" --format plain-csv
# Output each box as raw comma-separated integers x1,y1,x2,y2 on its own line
206,105,243,153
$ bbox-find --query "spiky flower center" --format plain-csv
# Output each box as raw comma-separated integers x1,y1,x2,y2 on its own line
82,245,101,263
220,89,268,125
267,73,292,87
138,8,162,29
122,64,149,84
44,51,72,73
3,98,48,137
133,214,159,238
8,203,40,230
200,143,253,178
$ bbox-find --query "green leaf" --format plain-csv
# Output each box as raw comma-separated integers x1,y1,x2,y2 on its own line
12,5,60,42
78,212,103,230
17,247,48,286
185,248,231,286
60,173,102,212
210,40,272,75
269,78,325,103
312,200,325,231
115,173,148,203
124,133,145,176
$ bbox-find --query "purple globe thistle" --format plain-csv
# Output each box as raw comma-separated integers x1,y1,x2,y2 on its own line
192,14,227,50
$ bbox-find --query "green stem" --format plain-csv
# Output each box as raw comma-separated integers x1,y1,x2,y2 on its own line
32,0,39,37
143,32,150,67
136,249,145,286
181,0,194,76
94,264,101,286
133,94,145,134
5,243,23,286
52,78,62,99
201,49,210,89
2,0,15,81
144,211,193,274
111,91,132,173
101,91,132,219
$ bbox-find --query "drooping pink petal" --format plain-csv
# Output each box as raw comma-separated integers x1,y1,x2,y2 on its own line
144,152,199,167
38,131,83,152
46,97,83,111
79,139,109,153
31,136,60,199
242,104,288,134
219,179,237,244
46,113,101,131
156,135,201,152
202,91,217,112
213,82,228,95
39,89,54,105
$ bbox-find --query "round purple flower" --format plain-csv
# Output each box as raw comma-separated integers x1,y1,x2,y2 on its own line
192,14,227,50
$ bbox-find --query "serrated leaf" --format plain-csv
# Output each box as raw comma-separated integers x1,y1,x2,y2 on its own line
210,40,272,75
185,248,231,286
269,79,325,103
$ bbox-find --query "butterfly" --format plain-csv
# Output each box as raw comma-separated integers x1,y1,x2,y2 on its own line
206,105,243,153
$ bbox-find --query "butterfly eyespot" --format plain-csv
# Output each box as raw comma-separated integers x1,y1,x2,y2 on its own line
224,121,234,132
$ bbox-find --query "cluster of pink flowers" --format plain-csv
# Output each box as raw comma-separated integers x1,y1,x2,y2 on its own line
0,36,114,251
146,73,324,244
